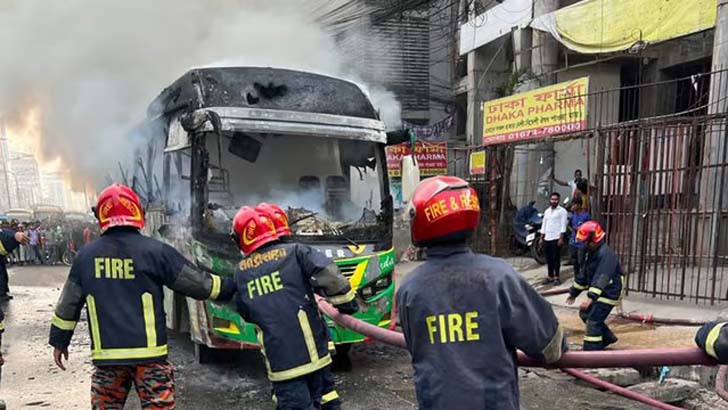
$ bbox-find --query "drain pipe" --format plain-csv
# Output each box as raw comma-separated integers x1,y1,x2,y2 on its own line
317,297,718,368
563,368,684,410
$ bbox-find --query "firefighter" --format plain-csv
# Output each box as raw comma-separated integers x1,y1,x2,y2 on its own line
0,226,29,403
696,319,728,362
256,202,343,410
566,220,623,351
1,228,28,301
49,183,235,410
396,176,566,410
231,205,358,410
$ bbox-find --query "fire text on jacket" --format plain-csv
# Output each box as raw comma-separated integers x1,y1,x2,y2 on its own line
247,271,284,299
94,257,135,280
425,312,480,344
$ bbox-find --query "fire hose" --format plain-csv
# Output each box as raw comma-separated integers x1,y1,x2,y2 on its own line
317,297,717,368
317,297,717,409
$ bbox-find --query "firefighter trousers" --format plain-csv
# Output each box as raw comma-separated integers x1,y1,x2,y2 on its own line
272,367,340,410
91,360,175,410
579,301,617,351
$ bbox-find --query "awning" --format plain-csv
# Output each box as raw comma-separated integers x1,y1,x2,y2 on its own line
531,0,717,54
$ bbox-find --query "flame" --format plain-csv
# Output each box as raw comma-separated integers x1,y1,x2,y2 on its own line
4,108,92,209
5,108,42,155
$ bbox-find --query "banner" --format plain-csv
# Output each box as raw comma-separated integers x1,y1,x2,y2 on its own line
482,77,589,146
387,142,448,177
531,0,717,54
403,115,455,141
469,151,486,175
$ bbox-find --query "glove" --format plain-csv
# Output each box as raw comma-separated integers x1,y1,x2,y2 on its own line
336,300,360,315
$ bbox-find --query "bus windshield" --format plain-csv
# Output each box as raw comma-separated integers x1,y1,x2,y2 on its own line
199,132,387,243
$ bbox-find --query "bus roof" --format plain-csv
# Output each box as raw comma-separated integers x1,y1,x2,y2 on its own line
147,67,379,121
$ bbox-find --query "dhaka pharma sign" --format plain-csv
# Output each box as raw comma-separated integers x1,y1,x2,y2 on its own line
482,77,588,146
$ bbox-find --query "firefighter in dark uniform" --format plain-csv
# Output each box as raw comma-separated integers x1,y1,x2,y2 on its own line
49,183,235,410
566,221,623,351
0,226,29,408
396,176,566,410
0,227,27,301
256,202,343,410
231,205,358,410
696,319,728,362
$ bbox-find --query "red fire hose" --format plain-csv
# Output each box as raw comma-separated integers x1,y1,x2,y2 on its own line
716,365,728,402
562,368,684,410
318,298,710,408
619,311,709,326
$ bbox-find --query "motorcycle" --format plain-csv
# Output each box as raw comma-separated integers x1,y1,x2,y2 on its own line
512,202,546,265
61,240,78,266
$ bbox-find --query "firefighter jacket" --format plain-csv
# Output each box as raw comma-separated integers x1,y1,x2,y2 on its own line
396,245,566,410
48,228,235,366
569,243,624,306
233,241,357,382
696,321,728,362
0,228,22,258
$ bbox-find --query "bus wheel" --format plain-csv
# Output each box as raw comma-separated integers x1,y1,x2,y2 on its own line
193,342,213,364
332,344,352,372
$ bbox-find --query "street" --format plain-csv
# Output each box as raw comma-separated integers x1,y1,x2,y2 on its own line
1,264,705,409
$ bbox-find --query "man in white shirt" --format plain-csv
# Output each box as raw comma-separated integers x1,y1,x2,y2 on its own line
540,192,568,285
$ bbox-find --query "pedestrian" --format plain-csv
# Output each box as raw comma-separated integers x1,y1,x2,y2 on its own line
0,226,29,408
566,221,623,351
231,205,359,410
49,183,236,410
256,202,343,410
28,223,44,265
18,224,29,266
569,197,591,280
397,176,566,410
540,192,568,285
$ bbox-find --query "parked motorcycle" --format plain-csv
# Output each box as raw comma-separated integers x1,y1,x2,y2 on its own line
512,201,546,265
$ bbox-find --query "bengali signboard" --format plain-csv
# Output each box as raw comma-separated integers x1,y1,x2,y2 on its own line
482,77,589,146
469,151,486,175
386,142,448,177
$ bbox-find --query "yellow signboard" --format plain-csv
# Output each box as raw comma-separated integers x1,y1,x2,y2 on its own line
469,151,486,175
482,77,588,146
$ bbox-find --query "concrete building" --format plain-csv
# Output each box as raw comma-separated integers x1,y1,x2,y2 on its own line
0,132,11,211
40,170,67,209
9,151,42,208
455,0,717,204
335,0,457,129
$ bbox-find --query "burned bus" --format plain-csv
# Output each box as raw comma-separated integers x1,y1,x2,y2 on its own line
133,67,400,361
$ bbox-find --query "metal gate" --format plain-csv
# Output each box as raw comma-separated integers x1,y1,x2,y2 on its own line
598,114,728,303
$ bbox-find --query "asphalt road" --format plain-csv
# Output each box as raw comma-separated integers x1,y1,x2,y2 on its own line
1,265,655,409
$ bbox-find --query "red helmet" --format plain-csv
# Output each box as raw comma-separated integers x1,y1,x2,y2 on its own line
231,206,278,255
408,176,480,246
94,183,145,233
576,220,606,244
256,202,291,238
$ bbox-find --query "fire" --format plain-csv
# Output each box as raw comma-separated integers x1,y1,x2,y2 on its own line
3,107,92,210
4,107,43,155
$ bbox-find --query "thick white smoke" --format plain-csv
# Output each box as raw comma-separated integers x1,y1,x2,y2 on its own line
0,0,401,188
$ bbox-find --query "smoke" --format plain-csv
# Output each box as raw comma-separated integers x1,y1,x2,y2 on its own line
0,0,402,189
